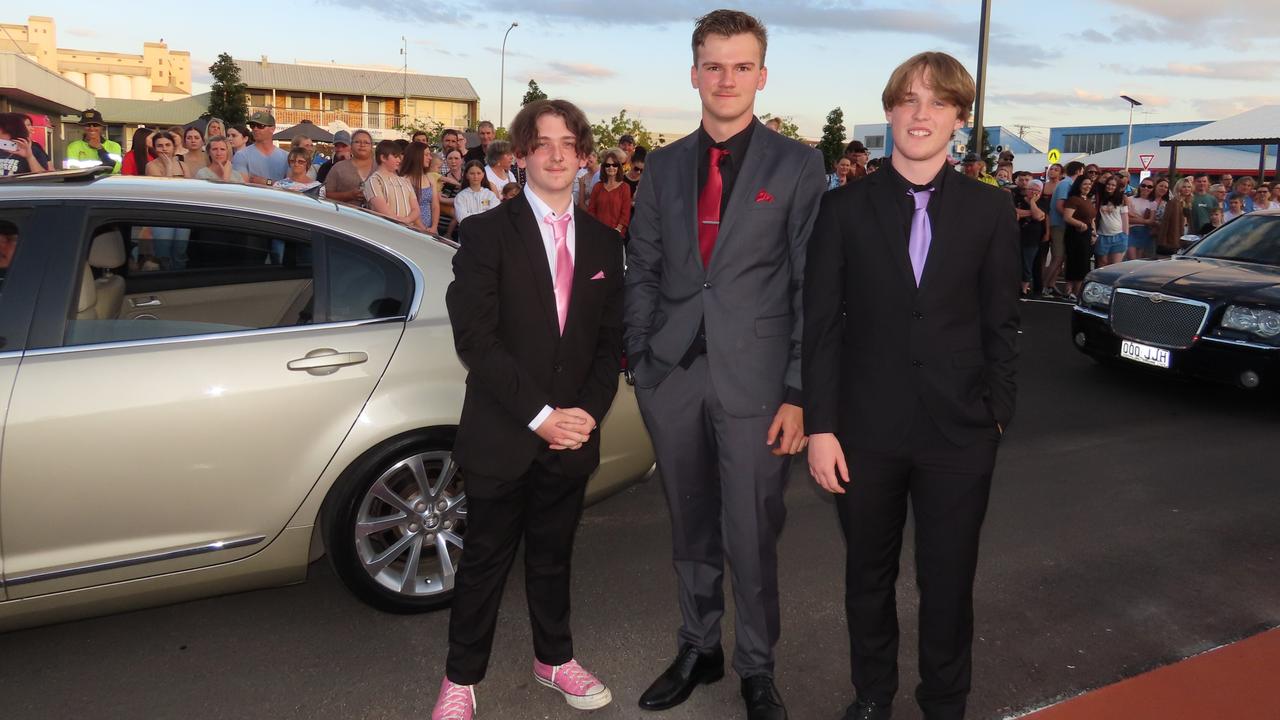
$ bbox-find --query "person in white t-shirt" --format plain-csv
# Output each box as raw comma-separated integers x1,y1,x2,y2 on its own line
452,160,500,237
483,140,518,193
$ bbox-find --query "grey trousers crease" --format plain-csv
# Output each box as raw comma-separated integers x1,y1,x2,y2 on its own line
636,354,791,678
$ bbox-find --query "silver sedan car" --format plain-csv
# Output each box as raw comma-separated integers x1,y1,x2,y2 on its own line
0,171,653,630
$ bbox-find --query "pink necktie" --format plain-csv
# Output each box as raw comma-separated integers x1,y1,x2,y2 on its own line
546,211,573,334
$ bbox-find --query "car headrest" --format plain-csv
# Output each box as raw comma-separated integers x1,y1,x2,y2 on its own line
89,229,126,269
78,262,96,313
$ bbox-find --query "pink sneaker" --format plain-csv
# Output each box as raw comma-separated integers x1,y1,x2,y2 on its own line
431,677,476,720
533,658,613,710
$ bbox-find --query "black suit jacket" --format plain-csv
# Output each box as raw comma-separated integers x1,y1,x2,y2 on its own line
802,166,1020,450
446,193,625,490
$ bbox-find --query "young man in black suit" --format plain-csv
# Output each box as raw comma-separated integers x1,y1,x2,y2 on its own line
803,52,1020,720
432,98,625,719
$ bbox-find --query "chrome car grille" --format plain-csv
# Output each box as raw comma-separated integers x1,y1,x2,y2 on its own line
1110,290,1209,349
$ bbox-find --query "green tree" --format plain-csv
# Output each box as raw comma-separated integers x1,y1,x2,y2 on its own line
760,113,802,141
590,109,654,151
394,118,445,145
816,107,846,173
521,79,548,106
207,53,248,125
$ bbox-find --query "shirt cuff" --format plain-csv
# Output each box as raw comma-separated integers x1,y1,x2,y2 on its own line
785,386,804,408
528,405,554,432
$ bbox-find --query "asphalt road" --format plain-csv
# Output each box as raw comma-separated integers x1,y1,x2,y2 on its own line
2,301,1278,720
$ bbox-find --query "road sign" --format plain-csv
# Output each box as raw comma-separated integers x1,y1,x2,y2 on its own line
1139,153,1155,170
1047,148,1061,165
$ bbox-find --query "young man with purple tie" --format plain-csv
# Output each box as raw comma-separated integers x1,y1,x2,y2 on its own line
803,53,1020,720
432,98,625,719
625,9,826,720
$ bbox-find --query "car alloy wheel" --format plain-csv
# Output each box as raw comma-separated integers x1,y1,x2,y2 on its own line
326,433,467,613
353,450,467,598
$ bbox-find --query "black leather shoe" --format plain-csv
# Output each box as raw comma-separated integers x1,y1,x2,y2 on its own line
637,645,725,710
740,675,787,720
842,698,892,720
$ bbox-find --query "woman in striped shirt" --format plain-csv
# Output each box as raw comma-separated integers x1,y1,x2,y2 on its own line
363,140,420,227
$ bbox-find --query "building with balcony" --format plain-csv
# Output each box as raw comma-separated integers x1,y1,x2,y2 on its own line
235,58,479,139
0,16,191,101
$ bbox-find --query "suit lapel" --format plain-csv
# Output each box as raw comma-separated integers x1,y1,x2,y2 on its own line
712,121,772,266
868,171,918,290
673,137,701,270
509,195,560,337
565,207,600,334
917,175,964,291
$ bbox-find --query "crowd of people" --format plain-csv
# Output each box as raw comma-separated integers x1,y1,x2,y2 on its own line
4,106,1279,299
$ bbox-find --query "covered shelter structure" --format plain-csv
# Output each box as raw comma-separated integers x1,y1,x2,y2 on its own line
1160,105,1280,182
273,119,333,143
1079,138,1277,178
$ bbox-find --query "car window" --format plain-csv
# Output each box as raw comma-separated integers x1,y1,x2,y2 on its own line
64,219,315,347
0,214,20,297
326,234,411,322
1185,215,1280,265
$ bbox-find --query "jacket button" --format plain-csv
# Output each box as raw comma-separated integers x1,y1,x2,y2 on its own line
911,360,923,367
554,364,563,373
913,312,923,319
703,282,712,289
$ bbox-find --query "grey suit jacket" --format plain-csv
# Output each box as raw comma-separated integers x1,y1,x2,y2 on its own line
624,120,827,417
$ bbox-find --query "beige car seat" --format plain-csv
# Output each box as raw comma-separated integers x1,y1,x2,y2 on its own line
88,229,126,320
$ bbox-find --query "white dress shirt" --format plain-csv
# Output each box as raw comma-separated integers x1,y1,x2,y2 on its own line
523,186,577,432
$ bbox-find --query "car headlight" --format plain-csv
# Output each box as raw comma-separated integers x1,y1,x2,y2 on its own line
1221,305,1280,338
1081,282,1114,309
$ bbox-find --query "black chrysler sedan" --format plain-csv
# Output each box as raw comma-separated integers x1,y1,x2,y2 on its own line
1071,209,1280,390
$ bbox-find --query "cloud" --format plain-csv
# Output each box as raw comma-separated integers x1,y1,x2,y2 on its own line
547,62,616,79
576,101,701,126
988,88,1170,110
1074,29,1114,43
1192,95,1280,118
66,27,99,39
1098,0,1280,44
318,0,466,24
989,35,1061,68
1103,61,1276,82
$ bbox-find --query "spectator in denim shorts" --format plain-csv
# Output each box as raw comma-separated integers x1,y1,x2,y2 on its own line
1095,174,1129,267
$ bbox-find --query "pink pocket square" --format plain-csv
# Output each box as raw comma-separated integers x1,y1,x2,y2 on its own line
590,271,606,280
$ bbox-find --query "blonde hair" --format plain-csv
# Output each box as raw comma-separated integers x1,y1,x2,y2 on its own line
882,52,976,122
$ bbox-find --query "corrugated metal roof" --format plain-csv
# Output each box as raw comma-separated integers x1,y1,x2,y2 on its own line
1162,105,1280,144
1080,138,1278,173
234,60,479,101
80,92,212,126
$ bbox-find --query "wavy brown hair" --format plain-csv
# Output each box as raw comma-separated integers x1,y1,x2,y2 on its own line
507,99,594,161
881,51,976,122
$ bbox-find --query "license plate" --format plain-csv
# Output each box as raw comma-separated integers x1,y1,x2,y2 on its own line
1120,340,1171,368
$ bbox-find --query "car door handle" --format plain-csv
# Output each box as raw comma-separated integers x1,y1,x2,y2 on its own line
287,348,369,375
130,296,163,308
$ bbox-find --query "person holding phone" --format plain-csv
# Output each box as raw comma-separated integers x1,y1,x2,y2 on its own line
0,113,48,176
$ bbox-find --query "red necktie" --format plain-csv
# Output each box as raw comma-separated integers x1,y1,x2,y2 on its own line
698,147,726,267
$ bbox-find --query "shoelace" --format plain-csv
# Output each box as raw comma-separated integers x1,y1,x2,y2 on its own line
552,661,598,692
437,685,473,719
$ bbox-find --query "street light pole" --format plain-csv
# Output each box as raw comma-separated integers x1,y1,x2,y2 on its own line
500,21,519,131
1120,95,1143,187
970,0,992,166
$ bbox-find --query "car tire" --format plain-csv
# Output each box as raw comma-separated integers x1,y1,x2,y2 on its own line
325,430,466,613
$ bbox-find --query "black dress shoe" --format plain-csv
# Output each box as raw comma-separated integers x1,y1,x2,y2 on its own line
637,645,724,710
842,698,892,720
740,675,787,720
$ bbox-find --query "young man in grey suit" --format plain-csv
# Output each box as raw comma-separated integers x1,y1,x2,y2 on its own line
624,10,826,720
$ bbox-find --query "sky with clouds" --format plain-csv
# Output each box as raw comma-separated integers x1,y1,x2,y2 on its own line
11,0,1280,150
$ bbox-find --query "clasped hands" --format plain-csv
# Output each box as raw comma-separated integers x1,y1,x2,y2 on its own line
535,407,597,451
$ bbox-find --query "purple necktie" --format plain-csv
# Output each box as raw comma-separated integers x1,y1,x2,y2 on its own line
908,188,933,286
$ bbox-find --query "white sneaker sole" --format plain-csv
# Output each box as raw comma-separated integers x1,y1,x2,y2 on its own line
533,674,613,710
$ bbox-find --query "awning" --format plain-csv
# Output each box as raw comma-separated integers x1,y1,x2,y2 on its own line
273,119,335,143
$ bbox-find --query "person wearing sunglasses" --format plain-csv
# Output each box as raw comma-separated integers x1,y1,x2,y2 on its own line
588,148,630,236
277,147,321,193
231,111,289,186
1126,179,1158,259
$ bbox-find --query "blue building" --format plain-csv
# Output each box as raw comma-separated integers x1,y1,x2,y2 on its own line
1047,121,1209,156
